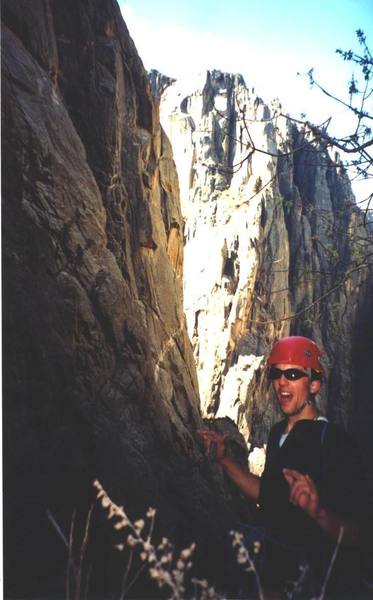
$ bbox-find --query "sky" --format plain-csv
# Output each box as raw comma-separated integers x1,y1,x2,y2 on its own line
119,0,373,202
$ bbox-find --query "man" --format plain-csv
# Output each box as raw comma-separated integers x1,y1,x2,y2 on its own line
198,336,369,596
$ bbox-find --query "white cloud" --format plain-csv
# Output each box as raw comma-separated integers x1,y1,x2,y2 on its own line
120,3,370,203
122,5,352,122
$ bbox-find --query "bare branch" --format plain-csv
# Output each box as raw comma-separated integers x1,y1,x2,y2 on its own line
247,261,371,326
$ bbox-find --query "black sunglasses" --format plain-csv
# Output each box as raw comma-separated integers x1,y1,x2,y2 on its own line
268,367,309,381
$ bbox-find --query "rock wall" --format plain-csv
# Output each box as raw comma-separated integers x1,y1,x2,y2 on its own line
3,4,372,595
157,70,373,448
2,5,248,597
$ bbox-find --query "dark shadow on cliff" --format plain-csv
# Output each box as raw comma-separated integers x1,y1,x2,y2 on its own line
1,1,257,597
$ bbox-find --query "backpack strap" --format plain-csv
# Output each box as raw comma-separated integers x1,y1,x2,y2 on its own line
320,420,328,445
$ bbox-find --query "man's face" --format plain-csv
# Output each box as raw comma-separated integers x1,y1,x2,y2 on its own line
272,363,319,415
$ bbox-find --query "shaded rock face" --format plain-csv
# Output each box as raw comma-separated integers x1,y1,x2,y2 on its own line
276,130,372,432
157,70,373,448
2,4,249,597
351,278,373,497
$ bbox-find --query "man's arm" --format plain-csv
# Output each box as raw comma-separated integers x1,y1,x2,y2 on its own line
283,468,360,546
219,454,261,502
197,429,260,502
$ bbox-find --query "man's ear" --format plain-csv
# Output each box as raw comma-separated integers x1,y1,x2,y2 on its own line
310,379,321,395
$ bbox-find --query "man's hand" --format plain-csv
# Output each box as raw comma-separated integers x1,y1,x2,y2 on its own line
283,468,320,519
283,468,360,545
197,429,227,461
198,429,261,502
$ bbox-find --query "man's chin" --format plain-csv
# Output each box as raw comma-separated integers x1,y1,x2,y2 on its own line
278,400,293,413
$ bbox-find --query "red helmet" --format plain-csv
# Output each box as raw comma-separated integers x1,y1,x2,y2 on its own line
267,336,323,372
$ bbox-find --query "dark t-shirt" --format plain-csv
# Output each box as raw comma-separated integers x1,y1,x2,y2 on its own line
258,419,370,592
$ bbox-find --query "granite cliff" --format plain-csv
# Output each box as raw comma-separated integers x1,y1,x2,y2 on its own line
2,3,249,597
3,2,373,597
156,70,373,451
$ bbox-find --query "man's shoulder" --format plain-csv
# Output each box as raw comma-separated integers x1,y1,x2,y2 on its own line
321,421,361,455
268,419,286,440
292,419,355,447
270,419,286,433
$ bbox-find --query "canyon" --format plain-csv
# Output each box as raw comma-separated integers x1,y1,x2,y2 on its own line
2,1,372,597
155,68,373,448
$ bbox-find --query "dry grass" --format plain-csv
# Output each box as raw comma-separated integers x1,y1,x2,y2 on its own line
48,480,346,600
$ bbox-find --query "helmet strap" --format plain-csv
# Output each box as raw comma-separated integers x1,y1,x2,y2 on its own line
285,400,308,417
285,395,314,417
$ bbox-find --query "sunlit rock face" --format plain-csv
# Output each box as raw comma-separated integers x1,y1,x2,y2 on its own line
156,69,372,446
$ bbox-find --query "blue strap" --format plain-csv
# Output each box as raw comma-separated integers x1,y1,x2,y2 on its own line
320,421,328,445
234,522,304,554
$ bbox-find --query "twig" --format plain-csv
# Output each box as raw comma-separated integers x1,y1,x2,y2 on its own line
83,564,93,600
247,261,371,326
47,509,70,548
317,526,344,600
75,505,94,600
68,510,77,600
120,561,148,599
47,509,77,600
231,531,264,600
119,549,134,600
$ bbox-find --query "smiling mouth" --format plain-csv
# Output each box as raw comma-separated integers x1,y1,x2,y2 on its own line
278,392,293,404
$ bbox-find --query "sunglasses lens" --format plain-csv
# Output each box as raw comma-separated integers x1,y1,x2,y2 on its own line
286,369,307,380
268,367,281,380
268,367,308,381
